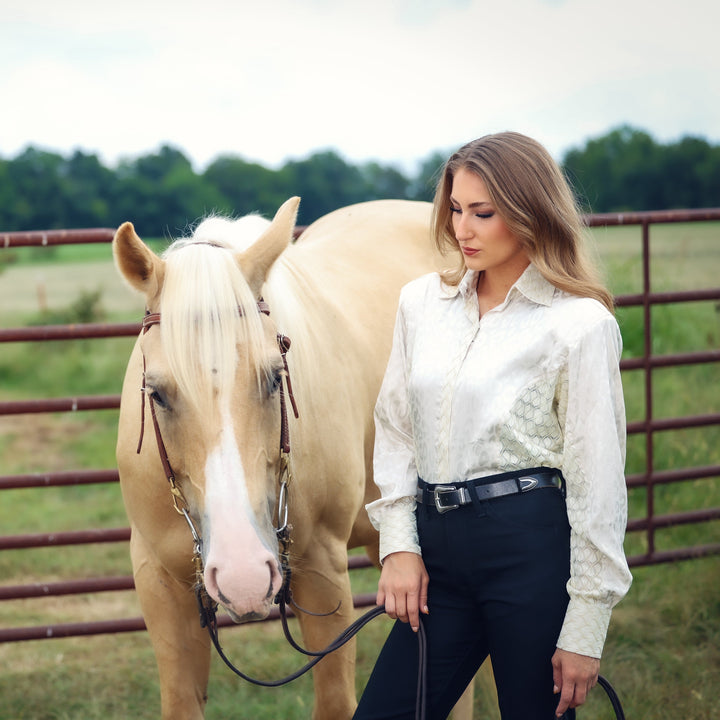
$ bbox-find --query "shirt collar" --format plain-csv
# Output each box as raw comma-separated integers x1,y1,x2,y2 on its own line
439,263,556,307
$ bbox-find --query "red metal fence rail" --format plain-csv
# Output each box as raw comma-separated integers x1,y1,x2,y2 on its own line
1,209,719,643
585,209,720,566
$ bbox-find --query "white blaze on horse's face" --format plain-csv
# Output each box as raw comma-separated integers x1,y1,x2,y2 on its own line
202,404,283,622
113,197,300,623
196,317,291,622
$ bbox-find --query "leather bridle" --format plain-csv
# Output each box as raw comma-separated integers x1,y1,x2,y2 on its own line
135,299,298,609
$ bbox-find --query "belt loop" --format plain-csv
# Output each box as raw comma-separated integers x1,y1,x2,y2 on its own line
417,478,431,521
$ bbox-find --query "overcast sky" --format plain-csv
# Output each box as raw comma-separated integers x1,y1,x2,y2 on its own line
2,0,718,171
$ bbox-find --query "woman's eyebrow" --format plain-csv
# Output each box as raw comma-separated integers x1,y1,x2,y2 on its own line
449,196,492,209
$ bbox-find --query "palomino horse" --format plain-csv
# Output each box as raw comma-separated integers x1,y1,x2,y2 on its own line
114,197,471,719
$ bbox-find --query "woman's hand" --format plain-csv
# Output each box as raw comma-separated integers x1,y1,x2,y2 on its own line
377,551,429,633
551,648,599,716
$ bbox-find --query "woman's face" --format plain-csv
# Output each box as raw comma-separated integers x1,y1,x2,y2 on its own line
450,167,529,278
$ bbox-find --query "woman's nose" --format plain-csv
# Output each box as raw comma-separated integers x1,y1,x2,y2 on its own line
454,212,472,241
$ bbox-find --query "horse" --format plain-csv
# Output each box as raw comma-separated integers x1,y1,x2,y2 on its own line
113,197,460,719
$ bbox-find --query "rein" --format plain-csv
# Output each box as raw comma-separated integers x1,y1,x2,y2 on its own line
195,587,427,719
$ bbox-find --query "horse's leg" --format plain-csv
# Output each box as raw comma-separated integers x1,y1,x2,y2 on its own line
131,530,212,720
450,660,498,719
291,536,358,720
347,513,380,568
449,679,474,720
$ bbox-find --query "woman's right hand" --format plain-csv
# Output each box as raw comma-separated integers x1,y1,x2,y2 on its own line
377,551,429,632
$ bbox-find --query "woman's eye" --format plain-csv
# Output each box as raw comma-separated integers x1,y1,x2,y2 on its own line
451,207,493,219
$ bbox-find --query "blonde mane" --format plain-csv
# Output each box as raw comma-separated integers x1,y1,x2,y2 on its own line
261,255,319,406
159,216,272,413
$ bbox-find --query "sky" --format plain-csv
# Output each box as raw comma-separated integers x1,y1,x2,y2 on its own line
1,0,718,172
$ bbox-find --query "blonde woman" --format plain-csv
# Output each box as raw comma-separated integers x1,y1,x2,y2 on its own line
355,133,632,720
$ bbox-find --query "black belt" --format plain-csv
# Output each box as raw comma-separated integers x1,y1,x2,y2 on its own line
416,467,563,514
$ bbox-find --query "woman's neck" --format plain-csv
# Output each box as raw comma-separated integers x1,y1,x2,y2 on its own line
476,259,530,316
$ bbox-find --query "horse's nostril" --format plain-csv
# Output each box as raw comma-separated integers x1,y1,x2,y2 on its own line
265,561,280,600
204,565,218,596
206,565,233,607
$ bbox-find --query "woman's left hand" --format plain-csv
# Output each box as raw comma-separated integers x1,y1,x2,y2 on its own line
551,648,599,717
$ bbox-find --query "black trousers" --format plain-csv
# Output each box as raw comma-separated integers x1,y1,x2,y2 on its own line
354,486,574,720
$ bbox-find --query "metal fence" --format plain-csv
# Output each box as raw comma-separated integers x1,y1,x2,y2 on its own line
1,209,719,643
585,209,720,565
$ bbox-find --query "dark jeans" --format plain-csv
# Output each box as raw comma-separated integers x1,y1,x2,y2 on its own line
354,486,573,720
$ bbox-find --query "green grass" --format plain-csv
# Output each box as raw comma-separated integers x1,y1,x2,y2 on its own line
5,238,169,266
0,221,718,718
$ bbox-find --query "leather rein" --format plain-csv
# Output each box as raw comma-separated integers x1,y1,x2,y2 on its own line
133,299,407,702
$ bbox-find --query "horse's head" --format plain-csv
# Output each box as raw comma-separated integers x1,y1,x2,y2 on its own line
113,197,300,622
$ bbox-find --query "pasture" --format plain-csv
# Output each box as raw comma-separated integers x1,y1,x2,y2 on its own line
0,221,718,719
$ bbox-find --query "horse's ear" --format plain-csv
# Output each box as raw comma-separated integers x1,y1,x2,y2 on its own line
113,222,165,299
238,196,300,297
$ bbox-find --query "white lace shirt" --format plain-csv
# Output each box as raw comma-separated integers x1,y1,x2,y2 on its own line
367,263,632,658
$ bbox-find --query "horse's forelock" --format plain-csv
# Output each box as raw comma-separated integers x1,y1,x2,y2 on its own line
159,239,268,413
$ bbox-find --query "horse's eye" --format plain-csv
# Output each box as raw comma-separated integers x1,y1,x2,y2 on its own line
145,386,169,410
266,368,283,397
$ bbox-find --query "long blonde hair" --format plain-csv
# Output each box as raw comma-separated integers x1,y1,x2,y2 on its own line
431,132,614,312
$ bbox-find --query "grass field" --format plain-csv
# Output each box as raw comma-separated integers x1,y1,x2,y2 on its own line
0,220,718,719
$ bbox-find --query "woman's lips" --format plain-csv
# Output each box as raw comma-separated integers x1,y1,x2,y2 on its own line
461,246,479,256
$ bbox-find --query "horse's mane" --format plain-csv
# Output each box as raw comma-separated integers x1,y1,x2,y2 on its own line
159,215,272,413
263,260,317,388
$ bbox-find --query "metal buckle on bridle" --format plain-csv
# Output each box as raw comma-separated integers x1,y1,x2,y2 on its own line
169,475,189,514
274,452,294,606
275,454,291,537
178,505,218,631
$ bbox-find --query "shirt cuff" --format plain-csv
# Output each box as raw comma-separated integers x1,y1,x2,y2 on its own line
377,497,421,563
556,595,613,659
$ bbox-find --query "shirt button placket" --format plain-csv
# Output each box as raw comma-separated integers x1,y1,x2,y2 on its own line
436,305,479,484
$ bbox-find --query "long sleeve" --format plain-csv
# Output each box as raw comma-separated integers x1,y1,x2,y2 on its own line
366,295,422,561
555,313,633,657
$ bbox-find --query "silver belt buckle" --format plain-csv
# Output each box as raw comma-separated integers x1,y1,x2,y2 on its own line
434,485,459,514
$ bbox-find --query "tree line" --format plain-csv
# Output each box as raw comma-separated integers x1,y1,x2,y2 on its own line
0,125,717,236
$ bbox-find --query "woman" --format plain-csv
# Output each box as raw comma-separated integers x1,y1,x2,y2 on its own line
354,132,632,720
